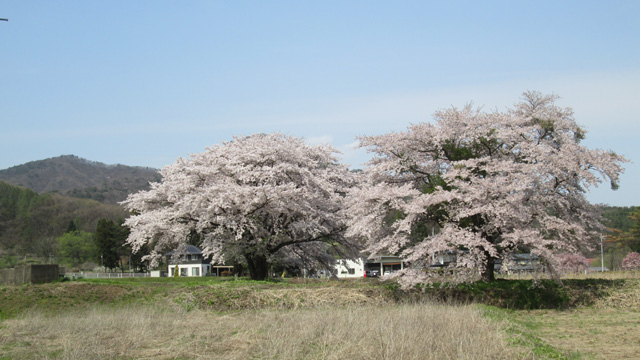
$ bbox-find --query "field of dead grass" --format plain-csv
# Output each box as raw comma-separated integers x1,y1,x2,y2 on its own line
509,308,640,359
489,273,640,359
501,270,640,282
0,302,520,360
2,273,640,359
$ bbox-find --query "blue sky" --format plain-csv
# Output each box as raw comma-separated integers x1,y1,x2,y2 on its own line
1,1,638,206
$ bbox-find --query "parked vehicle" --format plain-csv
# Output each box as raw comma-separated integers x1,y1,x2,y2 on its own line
365,270,379,278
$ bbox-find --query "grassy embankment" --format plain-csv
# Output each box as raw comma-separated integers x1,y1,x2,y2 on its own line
491,272,640,359
0,273,639,359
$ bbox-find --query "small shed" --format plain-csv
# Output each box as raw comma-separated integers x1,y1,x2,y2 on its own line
366,255,405,276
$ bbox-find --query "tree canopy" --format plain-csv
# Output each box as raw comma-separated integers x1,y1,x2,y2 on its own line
346,91,627,285
0,181,125,257
56,230,96,268
95,218,135,271
123,133,359,279
622,252,640,270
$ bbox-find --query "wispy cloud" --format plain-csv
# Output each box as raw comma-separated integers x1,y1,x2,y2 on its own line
304,135,334,146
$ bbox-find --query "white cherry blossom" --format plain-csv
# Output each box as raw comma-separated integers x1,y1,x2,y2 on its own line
123,133,359,279
347,91,627,285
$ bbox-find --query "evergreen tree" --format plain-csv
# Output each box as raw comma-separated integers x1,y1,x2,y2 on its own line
95,219,122,270
66,219,77,233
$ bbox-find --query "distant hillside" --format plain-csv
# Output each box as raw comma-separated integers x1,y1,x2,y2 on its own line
0,155,161,204
0,181,127,256
601,205,640,232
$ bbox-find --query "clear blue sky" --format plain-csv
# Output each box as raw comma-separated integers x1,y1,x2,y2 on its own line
1,1,638,206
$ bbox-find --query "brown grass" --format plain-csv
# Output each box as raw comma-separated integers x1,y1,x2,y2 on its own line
561,271,640,281
0,302,521,360
186,285,394,311
513,308,640,359
590,279,640,309
502,270,640,281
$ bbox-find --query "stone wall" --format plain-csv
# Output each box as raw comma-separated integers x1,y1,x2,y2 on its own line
0,268,14,285
0,265,60,285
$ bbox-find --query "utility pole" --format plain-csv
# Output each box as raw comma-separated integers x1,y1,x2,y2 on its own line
600,240,605,272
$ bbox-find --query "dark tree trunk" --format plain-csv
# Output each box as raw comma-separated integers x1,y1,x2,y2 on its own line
481,256,496,282
232,261,244,277
245,253,269,280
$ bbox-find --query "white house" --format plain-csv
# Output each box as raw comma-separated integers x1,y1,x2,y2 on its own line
334,259,365,278
332,256,407,278
166,245,211,277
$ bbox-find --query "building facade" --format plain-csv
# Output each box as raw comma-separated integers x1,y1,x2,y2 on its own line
166,245,211,277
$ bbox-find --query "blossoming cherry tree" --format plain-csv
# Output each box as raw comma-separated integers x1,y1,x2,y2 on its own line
123,133,359,280
347,91,627,285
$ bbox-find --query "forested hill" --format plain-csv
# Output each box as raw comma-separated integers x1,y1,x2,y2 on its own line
0,181,127,255
0,155,160,204
601,205,639,232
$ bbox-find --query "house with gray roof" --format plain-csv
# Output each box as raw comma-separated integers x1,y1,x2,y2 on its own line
166,245,212,277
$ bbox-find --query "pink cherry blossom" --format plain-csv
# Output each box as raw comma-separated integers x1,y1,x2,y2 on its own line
622,252,640,270
346,91,628,285
122,133,359,280
556,253,590,273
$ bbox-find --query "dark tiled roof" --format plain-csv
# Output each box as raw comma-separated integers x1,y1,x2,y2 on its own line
166,245,202,256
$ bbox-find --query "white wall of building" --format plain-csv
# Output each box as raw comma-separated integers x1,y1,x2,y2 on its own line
335,259,365,278
169,264,211,277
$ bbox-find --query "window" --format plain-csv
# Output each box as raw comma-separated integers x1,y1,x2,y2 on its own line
192,267,199,276
348,268,355,275
180,268,188,276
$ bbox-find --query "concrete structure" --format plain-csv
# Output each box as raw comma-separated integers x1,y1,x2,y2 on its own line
0,264,60,285
150,270,165,277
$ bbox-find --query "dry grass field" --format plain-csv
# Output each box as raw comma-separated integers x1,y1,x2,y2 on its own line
1,272,639,359
511,308,640,359
506,274,640,359
0,302,519,360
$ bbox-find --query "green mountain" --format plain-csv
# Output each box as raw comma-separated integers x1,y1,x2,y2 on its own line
0,180,127,256
0,155,160,204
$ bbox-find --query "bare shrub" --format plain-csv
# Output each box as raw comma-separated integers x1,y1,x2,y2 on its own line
0,302,519,359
